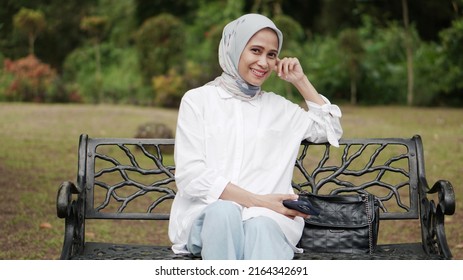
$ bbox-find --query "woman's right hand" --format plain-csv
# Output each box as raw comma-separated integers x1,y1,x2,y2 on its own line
220,182,309,219
256,193,310,219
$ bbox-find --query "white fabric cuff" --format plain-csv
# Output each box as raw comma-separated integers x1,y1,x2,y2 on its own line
305,95,342,147
305,95,342,118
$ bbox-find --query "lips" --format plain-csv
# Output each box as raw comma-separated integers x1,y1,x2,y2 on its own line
251,68,267,78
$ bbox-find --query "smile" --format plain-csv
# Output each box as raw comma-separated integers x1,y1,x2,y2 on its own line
251,68,267,78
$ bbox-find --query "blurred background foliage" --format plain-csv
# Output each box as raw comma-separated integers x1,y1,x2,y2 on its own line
1,0,462,107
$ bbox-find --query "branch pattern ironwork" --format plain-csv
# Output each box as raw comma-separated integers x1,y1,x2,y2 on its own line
92,143,176,213
57,135,456,259
292,141,412,215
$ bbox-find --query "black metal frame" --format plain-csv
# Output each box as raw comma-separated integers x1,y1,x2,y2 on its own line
293,137,419,219
56,134,455,259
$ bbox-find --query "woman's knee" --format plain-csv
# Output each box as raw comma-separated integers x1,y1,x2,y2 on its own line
202,200,241,222
243,216,293,259
244,216,280,234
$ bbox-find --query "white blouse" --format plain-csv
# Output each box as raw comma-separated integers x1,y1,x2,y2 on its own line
168,85,342,254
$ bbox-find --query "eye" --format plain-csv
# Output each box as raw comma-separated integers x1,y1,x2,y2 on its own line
251,48,261,54
267,52,277,59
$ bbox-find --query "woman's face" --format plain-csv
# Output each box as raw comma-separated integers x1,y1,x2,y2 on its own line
238,28,279,86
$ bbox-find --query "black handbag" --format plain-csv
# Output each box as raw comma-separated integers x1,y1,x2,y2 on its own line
298,192,380,254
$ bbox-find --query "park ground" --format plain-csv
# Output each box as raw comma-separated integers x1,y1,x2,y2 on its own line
0,103,461,259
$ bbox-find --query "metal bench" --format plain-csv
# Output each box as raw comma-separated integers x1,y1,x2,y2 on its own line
56,134,455,259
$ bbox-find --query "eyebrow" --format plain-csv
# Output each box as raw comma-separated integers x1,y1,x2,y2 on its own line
249,45,278,53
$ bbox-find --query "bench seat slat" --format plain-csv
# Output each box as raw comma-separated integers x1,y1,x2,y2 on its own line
71,242,444,260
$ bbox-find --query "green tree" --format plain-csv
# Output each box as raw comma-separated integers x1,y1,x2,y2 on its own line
298,35,346,103
401,0,414,106
97,0,137,47
272,14,305,100
412,41,443,106
80,15,109,103
0,0,94,70
63,43,147,105
437,17,463,105
338,28,364,105
135,13,186,82
13,8,46,55
352,17,406,105
134,0,199,25
184,0,244,85
251,0,285,16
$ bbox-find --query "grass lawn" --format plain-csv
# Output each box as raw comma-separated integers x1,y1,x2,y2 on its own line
0,102,461,259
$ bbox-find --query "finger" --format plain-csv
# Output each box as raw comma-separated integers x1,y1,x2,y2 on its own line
285,209,309,219
277,58,284,76
290,58,299,70
277,57,285,77
280,193,298,201
282,208,297,219
273,57,281,73
291,209,309,219
300,213,310,219
290,59,298,72
289,58,300,73
283,58,290,78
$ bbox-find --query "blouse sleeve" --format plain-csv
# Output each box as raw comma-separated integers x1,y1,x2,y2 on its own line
302,95,343,147
173,91,229,203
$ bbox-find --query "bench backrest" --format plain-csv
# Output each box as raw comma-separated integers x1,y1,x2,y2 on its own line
76,134,426,221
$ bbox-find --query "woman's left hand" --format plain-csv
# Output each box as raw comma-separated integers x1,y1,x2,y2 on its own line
275,57,305,85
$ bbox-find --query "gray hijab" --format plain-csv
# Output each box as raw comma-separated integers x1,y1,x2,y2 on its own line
207,14,283,101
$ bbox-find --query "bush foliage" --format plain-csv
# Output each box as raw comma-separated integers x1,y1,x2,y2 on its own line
135,13,186,81
1,55,60,102
1,1,462,107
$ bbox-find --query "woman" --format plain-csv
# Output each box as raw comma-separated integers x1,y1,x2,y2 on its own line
168,13,342,260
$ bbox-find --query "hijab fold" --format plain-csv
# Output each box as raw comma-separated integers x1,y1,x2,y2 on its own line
207,14,283,101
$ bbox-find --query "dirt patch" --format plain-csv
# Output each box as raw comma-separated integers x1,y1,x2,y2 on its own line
0,162,62,259
0,163,24,256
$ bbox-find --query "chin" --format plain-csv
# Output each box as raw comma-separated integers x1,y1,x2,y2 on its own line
249,81,264,87
248,77,268,87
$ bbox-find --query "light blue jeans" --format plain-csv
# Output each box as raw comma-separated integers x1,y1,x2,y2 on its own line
187,200,294,260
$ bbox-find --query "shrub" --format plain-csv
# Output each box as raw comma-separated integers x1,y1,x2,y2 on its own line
135,13,186,81
412,42,444,106
273,14,305,49
152,69,185,108
63,44,148,104
2,55,58,102
134,122,175,154
436,18,463,106
297,36,347,102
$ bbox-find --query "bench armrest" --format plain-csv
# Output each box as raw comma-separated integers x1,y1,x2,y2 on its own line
56,181,85,259
420,179,456,259
427,179,455,215
57,181,80,218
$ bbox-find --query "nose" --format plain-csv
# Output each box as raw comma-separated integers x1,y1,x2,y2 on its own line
256,55,268,68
